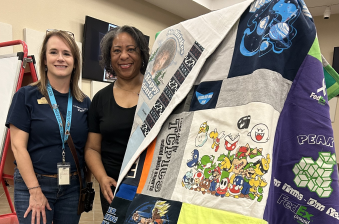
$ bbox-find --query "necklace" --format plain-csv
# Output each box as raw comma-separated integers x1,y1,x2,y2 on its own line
114,82,140,96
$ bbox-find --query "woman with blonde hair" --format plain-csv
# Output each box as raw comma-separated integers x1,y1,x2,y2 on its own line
6,30,91,224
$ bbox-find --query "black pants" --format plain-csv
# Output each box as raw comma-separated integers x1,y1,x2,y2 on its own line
99,185,116,215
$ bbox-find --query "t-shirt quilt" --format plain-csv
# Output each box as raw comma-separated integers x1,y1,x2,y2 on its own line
102,0,339,223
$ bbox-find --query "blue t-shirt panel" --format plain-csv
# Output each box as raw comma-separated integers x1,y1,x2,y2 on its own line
5,85,91,174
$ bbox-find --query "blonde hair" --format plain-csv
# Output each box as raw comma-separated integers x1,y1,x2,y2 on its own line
31,30,86,102
152,201,170,217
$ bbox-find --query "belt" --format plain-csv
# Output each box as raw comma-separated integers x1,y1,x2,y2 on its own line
35,171,78,178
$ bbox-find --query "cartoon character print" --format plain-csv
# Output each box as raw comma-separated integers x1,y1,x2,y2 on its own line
209,129,225,152
182,119,271,203
241,0,300,57
195,122,209,147
248,154,270,202
240,163,255,199
207,167,221,195
198,178,211,195
215,178,229,197
226,173,244,198
132,201,170,224
219,155,231,171
191,171,204,191
237,115,251,129
182,170,194,189
236,143,263,163
249,175,267,202
248,123,269,143
197,155,216,179
187,149,199,167
229,156,247,175
224,133,240,157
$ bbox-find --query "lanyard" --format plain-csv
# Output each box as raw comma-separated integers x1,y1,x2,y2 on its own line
47,81,73,163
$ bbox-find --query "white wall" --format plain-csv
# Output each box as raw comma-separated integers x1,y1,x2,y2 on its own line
0,0,184,96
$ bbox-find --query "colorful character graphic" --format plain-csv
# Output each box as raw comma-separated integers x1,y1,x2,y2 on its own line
240,163,256,198
187,149,199,167
198,178,211,195
215,177,229,197
209,129,225,152
254,154,271,176
247,123,269,143
197,155,216,179
226,173,244,198
219,155,231,171
207,167,221,195
235,143,263,163
224,133,240,158
191,171,204,191
241,0,300,57
195,122,209,147
198,121,209,134
229,157,247,175
132,201,170,224
150,38,176,84
249,175,267,202
182,170,194,189
237,115,251,129
248,154,270,201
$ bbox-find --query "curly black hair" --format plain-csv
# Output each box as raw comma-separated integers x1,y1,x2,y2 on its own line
99,25,150,75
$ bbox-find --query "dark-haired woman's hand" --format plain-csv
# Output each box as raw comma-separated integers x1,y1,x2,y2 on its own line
99,175,117,204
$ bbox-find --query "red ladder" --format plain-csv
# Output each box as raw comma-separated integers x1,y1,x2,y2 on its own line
0,40,38,224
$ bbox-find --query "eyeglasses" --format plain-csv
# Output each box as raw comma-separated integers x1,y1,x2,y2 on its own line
46,29,74,38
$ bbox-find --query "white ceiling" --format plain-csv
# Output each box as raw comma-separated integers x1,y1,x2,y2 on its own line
144,0,339,20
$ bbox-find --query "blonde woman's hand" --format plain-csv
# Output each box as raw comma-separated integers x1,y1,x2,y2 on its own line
24,188,52,224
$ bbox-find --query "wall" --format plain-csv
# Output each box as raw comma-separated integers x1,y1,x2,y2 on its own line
314,14,339,161
0,0,184,96
0,0,184,178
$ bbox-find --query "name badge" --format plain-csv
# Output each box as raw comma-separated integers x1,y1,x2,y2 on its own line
57,162,71,185
37,97,48,104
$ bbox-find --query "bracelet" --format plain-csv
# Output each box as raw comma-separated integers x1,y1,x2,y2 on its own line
27,185,40,190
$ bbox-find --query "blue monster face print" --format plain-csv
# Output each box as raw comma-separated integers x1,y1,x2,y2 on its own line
240,0,300,57
187,149,199,167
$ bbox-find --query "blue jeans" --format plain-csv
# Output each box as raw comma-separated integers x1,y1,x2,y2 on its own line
14,168,82,224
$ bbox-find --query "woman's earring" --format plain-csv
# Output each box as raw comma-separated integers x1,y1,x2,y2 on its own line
45,65,48,72
142,61,145,67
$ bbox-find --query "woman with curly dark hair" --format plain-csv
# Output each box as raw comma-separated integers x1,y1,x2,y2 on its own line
84,25,150,215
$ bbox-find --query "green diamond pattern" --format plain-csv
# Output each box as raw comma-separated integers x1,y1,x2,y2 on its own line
293,152,336,198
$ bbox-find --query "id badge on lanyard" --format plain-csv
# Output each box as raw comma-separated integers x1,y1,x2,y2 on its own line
57,162,71,185
47,81,73,186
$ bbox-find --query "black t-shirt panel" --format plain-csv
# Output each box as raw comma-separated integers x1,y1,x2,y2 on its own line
88,82,136,181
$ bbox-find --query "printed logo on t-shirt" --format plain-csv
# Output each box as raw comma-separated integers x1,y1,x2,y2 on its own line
73,105,88,112
292,152,336,198
277,194,315,223
196,91,213,105
310,79,327,105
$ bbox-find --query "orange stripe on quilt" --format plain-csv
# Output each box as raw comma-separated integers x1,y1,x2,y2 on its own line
137,138,157,193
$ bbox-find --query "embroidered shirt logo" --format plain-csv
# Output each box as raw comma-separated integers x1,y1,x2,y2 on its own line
73,105,88,112
196,91,213,105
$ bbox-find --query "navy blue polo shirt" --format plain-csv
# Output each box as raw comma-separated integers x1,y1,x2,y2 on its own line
6,85,91,174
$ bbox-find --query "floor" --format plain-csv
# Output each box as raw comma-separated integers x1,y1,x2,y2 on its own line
0,177,103,224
